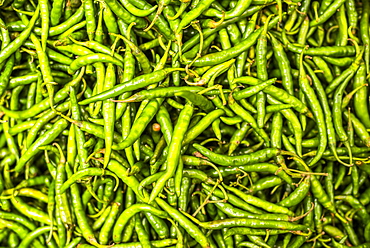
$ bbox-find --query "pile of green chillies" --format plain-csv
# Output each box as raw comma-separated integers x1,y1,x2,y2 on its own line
1,0,370,247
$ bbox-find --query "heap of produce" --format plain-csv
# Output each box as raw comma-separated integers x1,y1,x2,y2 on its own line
0,0,370,247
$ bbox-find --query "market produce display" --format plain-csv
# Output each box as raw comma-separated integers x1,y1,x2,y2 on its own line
1,0,370,247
